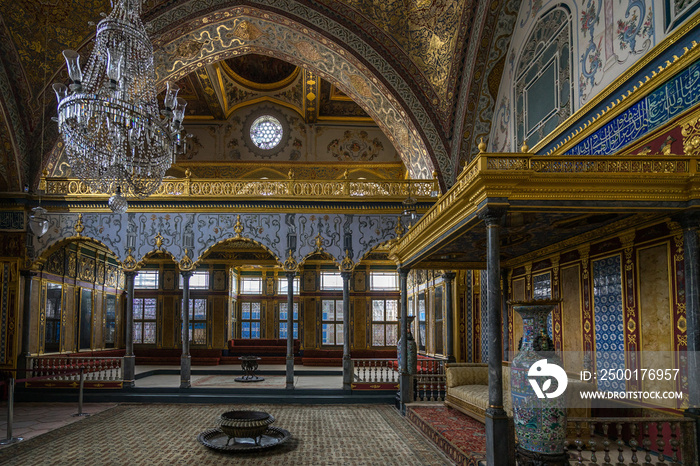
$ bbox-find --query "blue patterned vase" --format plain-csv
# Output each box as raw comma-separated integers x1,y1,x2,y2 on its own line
510,301,567,463
397,316,417,375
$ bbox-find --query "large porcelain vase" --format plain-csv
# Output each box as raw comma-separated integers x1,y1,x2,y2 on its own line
510,301,567,464
397,316,417,375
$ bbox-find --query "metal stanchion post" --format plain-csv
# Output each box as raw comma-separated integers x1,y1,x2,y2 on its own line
0,378,23,444
72,368,90,417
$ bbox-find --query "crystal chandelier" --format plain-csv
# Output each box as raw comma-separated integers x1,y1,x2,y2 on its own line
53,0,186,213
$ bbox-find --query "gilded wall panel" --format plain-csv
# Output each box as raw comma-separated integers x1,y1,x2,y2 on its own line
78,256,96,283
162,296,177,349
353,271,366,292
212,271,226,292
211,296,227,349
303,297,317,349
163,270,176,291
354,296,366,350
637,243,675,408
561,265,583,373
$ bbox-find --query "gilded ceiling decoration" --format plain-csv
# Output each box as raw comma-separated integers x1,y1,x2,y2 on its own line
319,80,369,119
223,53,299,89
0,0,514,189
149,10,437,180
339,0,467,115
458,0,519,166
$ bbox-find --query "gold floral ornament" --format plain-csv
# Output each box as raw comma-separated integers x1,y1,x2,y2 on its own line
314,233,324,251
233,215,244,238
394,216,405,238
154,232,164,251
283,249,298,272
292,41,321,61
340,249,354,272
681,116,700,157
231,20,263,41
179,248,194,271
74,214,84,237
123,248,137,271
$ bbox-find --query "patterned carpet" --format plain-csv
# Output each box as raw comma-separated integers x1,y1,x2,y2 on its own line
0,404,454,465
192,374,286,388
407,406,486,466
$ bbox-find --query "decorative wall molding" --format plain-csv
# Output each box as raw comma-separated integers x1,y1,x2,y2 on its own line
30,211,403,272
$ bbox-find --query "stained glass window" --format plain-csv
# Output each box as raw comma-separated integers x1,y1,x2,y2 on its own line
133,297,157,344
321,299,343,345
371,299,398,346
241,302,261,339
279,302,299,339
187,298,207,345
250,115,283,150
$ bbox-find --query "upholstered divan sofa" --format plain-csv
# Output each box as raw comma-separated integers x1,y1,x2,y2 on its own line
227,338,300,357
444,363,590,423
301,349,397,366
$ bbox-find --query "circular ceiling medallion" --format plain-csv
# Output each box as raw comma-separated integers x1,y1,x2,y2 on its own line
250,115,284,150
222,54,299,91
242,106,290,158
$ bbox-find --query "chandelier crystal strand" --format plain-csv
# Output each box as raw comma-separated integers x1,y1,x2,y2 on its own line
54,0,186,210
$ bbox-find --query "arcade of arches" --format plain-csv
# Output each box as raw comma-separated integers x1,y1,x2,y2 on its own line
2,1,700,464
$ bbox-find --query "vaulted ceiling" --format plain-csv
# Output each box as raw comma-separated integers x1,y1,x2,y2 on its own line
0,0,520,192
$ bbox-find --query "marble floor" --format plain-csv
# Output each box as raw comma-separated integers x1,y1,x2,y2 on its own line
135,364,342,389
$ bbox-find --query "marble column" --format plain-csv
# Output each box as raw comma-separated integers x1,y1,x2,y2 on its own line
342,271,352,390
180,270,193,389
480,208,509,465
123,271,137,388
285,271,295,390
680,212,700,454
398,267,410,411
442,272,456,363
18,270,36,379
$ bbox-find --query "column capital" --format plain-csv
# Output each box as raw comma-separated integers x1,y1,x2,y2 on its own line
180,269,194,278
124,270,138,278
20,269,38,279
479,206,507,227
441,271,456,281
285,270,297,279
340,270,352,279
397,267,410,277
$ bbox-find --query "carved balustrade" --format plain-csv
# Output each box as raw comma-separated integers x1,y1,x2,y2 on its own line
565,417,697,465
27,356,124,382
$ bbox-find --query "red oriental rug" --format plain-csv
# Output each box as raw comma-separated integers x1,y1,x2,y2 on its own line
407,405,486,466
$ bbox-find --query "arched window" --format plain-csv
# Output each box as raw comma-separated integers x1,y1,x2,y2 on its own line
514,6,573,149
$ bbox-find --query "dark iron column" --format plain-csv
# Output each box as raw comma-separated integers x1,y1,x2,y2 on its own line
680,212,700,454
123,270,137,388
480,208,509,465
180,270,193,389
342,271,352,390
442,272,456,363
285,271,295,390
18,270,36,379
398,267,410,412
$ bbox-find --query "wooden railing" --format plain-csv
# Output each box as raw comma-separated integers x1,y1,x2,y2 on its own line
353,359,398,383
565,417,697,465
417,358,446,375
413,373,446,402
27,356,123,382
